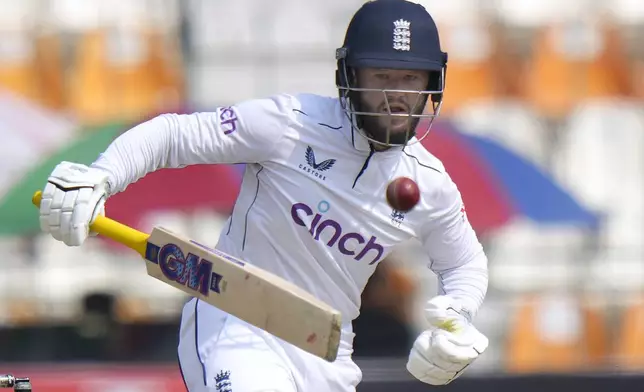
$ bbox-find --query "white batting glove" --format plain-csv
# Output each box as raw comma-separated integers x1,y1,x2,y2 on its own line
406,295,488,386
39,161,111,246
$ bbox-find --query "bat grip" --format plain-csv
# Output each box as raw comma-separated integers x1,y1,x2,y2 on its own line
32,190,149,257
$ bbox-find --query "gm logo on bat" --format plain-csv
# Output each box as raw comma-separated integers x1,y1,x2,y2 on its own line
144,240,244,297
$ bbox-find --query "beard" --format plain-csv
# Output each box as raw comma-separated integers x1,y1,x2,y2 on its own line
361,113,422,145
353,93,428,147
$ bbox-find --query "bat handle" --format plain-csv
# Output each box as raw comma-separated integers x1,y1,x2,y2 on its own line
32,190,149,257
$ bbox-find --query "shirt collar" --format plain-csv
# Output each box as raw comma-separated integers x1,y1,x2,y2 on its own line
336,98,371,153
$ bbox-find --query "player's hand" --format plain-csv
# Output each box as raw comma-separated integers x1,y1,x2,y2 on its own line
39,161,110,246
406,295,488,386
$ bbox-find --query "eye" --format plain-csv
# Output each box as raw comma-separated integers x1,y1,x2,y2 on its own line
374,73,389,80
404,74,419,81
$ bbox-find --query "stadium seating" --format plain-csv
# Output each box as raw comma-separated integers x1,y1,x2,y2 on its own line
505,294,608,373
2,0,644,374
521,22,632,119
613,297,644,369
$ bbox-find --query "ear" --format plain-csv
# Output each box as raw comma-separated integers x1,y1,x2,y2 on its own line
428,63,447,104
348,67,358,87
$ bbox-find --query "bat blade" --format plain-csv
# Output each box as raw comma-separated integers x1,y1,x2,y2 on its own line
31,191,341,362
143,227,342,362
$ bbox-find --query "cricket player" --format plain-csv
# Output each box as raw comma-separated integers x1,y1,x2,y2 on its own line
37,1,489,391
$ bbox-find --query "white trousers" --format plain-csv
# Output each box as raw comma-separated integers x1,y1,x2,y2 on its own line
177,298,363,392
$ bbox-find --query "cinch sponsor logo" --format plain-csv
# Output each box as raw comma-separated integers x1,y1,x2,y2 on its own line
290,201,384,265
219,106,239,135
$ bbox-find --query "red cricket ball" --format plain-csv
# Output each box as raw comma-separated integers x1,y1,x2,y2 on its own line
386,177,420,212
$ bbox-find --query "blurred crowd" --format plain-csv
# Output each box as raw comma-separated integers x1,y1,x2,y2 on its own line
0,0,643,380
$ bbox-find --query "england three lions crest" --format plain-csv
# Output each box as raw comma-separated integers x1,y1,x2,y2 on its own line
393,19,411,51
215,370,232,392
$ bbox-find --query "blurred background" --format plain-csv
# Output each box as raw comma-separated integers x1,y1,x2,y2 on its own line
0,0,643,391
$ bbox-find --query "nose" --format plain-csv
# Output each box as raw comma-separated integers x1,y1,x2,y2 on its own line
385,90,405,101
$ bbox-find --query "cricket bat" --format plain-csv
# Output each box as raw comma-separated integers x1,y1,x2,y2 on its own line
32,191,341,362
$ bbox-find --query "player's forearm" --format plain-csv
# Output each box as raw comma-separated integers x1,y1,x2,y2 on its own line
435,250,488,320
90,113,214,195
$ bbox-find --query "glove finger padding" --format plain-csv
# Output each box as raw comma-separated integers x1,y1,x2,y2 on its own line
432,331,482,366
59,190,77,245
411,329,474,372
450,329,488,359
407,344,458,385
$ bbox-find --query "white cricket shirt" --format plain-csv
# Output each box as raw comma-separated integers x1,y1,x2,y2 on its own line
91,93,488,355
